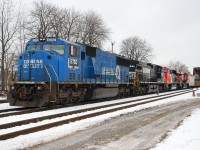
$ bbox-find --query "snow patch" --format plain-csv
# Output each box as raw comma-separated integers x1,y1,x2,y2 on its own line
0,89,199,150
152,109,200,150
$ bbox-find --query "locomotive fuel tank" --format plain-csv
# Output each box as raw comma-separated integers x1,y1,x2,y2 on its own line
90,88,119,100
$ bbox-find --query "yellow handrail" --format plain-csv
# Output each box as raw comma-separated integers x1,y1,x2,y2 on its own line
49,65,60,92
43,64,52,93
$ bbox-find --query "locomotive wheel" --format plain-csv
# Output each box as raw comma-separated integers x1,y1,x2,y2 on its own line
62,99,70,106
71,97,80,104
7,92,17,105
168,84,172,90
84,88,93,100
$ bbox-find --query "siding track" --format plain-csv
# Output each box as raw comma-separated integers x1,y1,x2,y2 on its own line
0,89,193,140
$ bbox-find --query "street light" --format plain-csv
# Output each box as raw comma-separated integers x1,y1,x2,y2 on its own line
111,41,115,53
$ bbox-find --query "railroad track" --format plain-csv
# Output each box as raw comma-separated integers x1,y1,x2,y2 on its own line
0,107,31,114
0,89,191,118
0,105,64,118
0,89,193,140
0,100,8,104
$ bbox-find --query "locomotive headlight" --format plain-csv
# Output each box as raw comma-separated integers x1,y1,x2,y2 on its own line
37,86,43,90
11,86,15,90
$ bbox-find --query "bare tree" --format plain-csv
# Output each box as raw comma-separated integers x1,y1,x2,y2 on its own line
79,10,110,48
28,1,55,38
0,0,20,90
31,4,82,40
18,12,29,54
61,8,81,41
48,6,65,38
29,1,110,47
168,60,188,73
120,36,153,62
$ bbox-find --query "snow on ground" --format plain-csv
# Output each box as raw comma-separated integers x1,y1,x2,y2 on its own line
0,96,19,110
0,96,6,100
0,91,195,136
0,103,21,110
152,109,200,150
0,89,190,110
0,90,177,111
0,89,193,125
0,89,199,150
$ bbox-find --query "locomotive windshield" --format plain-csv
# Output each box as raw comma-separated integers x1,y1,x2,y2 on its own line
26,44,40,50
43,44,65,55
26,43,65,55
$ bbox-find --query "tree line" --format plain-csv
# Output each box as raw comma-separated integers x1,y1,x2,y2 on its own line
28,1,110,48
0,0,187,91
0,0,112,90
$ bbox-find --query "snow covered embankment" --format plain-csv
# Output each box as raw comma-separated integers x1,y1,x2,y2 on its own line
152,108,200,150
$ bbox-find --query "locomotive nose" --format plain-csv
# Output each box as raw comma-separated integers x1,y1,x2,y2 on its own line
20,50,45,81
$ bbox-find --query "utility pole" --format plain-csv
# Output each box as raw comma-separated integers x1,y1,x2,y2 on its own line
111,41,115,53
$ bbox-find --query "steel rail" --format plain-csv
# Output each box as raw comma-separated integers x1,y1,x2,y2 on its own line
0,100,8,104
0,90,191,128
0,105,63,118
0,90,193,140
0,89,191,118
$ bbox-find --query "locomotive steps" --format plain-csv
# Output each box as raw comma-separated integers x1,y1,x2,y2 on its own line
0,89,193,140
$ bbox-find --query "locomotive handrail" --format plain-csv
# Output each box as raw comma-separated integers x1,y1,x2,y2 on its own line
48,65,60,92
48,65,59,82
7,64,55,93
43,64,52,93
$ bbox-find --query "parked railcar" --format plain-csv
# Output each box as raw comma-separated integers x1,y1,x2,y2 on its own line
188,75,195,87
193,67,200,87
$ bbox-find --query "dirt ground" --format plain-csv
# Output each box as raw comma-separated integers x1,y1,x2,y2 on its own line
30,98,200,150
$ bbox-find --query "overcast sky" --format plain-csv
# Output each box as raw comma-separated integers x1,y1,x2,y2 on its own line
21,0,200,71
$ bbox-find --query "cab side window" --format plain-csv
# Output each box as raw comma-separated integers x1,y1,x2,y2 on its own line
69,45,80,57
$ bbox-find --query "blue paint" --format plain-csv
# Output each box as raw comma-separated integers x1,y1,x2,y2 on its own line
17,37,130,83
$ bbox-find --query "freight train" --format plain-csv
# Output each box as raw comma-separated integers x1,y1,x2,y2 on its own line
7,37,192,107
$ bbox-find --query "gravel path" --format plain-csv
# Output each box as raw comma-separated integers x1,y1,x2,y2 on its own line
30,98,200,150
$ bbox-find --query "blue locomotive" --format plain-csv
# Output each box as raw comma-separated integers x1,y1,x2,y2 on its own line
8,37,132,107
